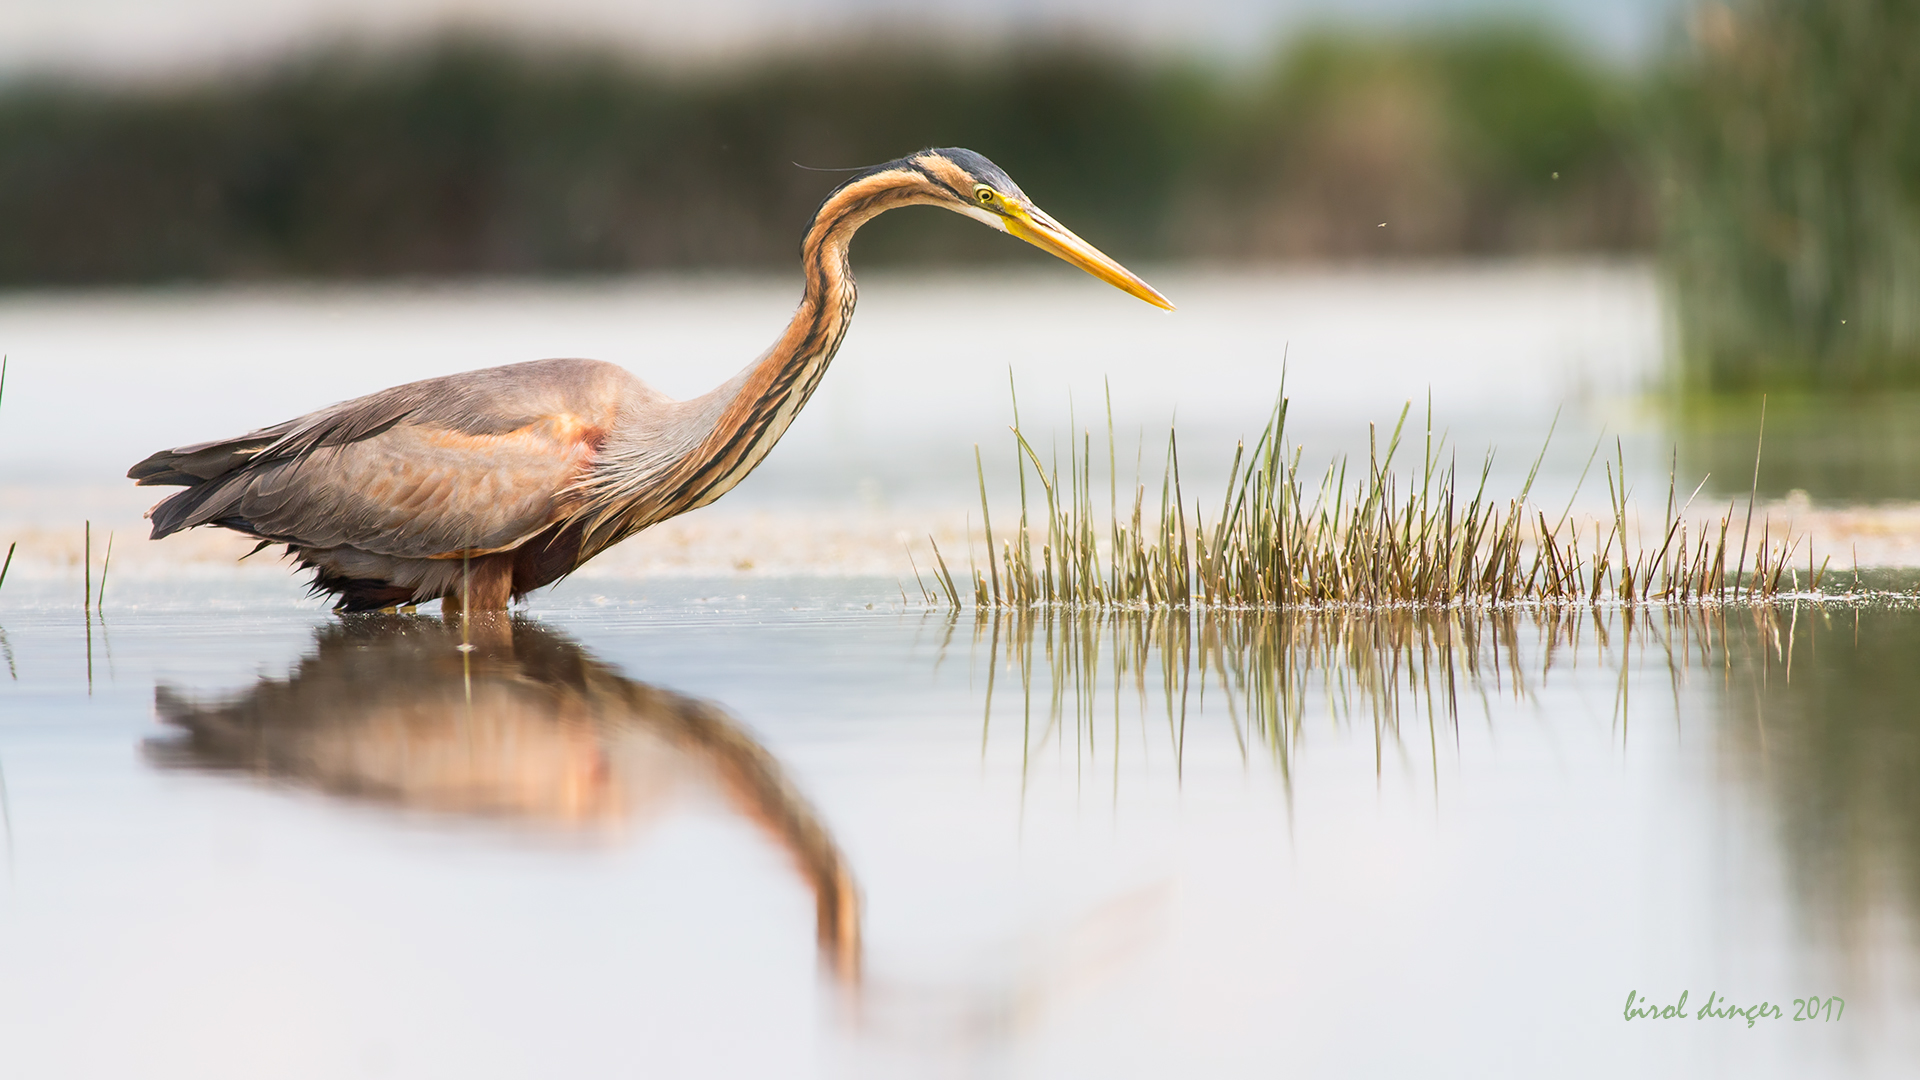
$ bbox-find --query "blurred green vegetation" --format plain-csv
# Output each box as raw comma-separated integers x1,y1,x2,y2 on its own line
1678,392,1920,502
1183,26,1645,257
0,29,1647,285
1658,0,1920,391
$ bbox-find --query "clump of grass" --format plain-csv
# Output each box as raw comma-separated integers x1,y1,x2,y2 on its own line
929,389,1818,610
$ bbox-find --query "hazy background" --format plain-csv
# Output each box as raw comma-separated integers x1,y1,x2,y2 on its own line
0,13,1657,282
4,1,1913,391
4,0,1913,353
1,0,1679,77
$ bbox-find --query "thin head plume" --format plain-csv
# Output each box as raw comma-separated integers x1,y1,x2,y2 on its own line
791,161,874,173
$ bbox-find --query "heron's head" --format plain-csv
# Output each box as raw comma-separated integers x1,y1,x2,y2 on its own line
837,147,1174,311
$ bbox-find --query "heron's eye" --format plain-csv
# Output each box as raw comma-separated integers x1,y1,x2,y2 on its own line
975,187,996,205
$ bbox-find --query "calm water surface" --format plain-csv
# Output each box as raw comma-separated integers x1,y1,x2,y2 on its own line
2,576,1917,1078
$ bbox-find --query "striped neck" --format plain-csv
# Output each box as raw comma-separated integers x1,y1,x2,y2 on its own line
575,164,953,555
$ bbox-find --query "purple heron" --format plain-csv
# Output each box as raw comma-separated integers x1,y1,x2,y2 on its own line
129,148,1173,611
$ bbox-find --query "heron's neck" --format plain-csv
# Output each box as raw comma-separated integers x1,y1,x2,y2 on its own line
578,171,935,549
685,213,865,505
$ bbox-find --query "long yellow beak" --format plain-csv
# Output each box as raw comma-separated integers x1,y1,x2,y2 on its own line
1005,207,1175,311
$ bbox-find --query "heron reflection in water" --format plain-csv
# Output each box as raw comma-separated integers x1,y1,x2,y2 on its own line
143,618,860,981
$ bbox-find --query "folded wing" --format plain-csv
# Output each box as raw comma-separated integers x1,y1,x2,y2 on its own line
131,359,642,560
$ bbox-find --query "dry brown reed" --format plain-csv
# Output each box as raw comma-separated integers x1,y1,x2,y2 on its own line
931,391,1821,611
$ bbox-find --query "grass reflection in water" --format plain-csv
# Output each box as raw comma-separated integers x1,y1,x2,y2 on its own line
973,599,1920,959
978,604,1731,780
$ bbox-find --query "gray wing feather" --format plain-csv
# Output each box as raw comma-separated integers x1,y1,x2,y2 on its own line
135,358,650,559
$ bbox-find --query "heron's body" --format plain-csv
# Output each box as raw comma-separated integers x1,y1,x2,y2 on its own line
131,148,1170,611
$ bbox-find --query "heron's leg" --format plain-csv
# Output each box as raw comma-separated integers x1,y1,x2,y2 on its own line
441,553,515,616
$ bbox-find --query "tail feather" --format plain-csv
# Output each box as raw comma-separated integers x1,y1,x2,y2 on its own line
145,476,260,541
128,422,298,487
133,423,305,540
